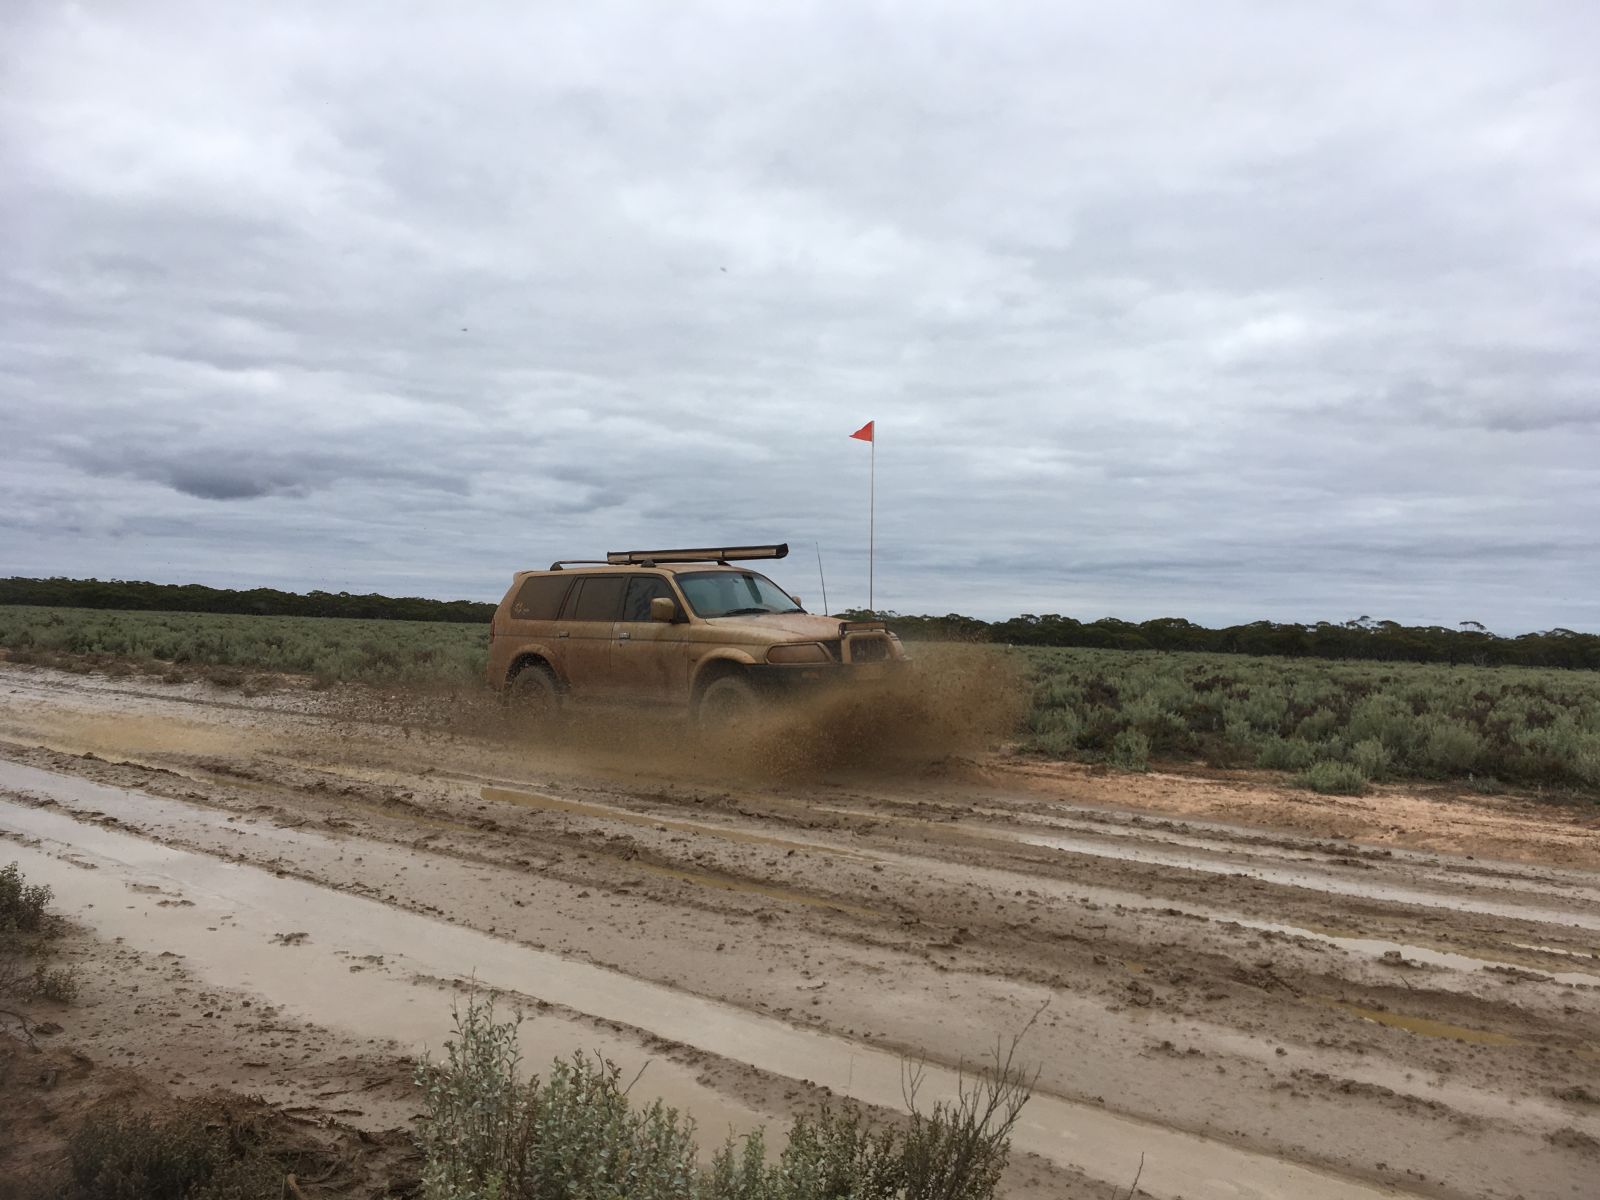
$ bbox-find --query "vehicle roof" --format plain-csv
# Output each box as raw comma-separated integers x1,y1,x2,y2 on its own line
511,562,761,582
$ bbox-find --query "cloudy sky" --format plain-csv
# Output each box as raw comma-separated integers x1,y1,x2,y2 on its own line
4,2,1598,629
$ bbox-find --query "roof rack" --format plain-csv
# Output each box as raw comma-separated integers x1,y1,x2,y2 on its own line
547,559,609,570
605,543,789,566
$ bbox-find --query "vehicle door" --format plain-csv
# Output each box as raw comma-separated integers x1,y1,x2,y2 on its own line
554,574,628,695
612,574,689,704
500,574,575,681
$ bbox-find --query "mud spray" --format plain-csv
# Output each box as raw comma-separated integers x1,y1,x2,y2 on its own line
340,645,1029,784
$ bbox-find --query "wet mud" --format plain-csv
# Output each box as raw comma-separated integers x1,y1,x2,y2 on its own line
1,662,1597,1199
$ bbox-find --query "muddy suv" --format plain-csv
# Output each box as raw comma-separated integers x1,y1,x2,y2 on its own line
487,544,905,724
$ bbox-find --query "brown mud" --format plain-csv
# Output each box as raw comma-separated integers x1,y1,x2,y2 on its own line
1,661,1597,1199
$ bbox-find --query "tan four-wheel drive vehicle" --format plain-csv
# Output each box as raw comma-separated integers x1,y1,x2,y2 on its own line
487,544,906,726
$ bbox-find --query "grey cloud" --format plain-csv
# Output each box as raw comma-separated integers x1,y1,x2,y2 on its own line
1,2,1598,630
55,438,472,503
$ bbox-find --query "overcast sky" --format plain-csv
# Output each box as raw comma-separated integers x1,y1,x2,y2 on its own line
4,2,1598,630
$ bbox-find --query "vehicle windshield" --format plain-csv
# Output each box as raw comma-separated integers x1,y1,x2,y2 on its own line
676,571,803,618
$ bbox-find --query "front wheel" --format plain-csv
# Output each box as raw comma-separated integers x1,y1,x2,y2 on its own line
697,674,761,735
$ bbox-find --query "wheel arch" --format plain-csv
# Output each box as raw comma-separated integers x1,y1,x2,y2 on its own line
506,649,565,691
691,651,759,704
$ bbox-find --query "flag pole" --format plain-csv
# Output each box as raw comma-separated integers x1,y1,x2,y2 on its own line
869,429,875,613
815,540,830,616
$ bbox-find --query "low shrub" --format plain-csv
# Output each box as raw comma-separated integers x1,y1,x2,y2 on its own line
1256,736,1319,771
416,995,1031,1200
63,1103,282,1200
33,964,80,1003
0,862,51,932
1349,737,1392,782
1295,760,1368,795
1418,717,1482,774
1109,728,1150,772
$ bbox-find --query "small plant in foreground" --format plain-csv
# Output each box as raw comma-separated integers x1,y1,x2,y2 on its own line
33,963,81,1003
61,1103,282,1200
2,861,70,1004
415,993,1033,1200
0,862,51,932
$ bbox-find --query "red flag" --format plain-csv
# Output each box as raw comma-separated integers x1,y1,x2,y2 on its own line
849,420,875,442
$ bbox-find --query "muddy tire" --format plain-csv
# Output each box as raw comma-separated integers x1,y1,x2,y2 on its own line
697,674,761,735
506,661,561,730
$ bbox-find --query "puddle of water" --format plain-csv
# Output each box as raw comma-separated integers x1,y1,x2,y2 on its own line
0,765,1407,1200
820,803,1600,984
1222,917,1600,989
0,820,761,1143
1005,828,1600,933
482,785,875,861
985,806,1600,905
1329,1002,1521,1047
597,794,1600,987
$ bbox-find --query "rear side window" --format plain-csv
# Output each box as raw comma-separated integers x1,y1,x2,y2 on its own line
620,576,674,622
564,575,628,622
510,575,571,620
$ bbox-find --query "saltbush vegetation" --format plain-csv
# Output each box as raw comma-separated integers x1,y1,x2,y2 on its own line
3,606,1599,797
58,1104,283,1200
1018,647,1600,796
0,861,78,1004
0,605,486,686
415,995,1031,1200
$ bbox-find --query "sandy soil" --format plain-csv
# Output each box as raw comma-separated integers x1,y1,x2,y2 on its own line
0,662,1596,1199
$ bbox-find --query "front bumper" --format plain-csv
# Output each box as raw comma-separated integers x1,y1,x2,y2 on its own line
746,659,911,693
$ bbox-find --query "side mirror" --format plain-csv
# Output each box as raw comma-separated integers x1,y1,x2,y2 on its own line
650,596,678,623
790,594,803,608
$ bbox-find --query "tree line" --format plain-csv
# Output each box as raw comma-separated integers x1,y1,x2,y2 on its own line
4,577,1595,669
841,611,1600,670
0,576,496,624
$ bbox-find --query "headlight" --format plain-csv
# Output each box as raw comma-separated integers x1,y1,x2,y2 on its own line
767,642,830,664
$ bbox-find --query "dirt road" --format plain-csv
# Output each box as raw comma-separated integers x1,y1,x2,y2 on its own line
1,663,1596,1198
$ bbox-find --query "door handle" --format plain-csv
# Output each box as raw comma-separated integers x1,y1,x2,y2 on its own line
617,632,631,641
556,631,569,639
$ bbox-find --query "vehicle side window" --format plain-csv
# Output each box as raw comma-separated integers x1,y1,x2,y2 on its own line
510,575,572,620
620,576,673,622
564,575,628,622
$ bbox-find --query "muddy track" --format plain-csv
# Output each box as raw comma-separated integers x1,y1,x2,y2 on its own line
1,663,1596,1199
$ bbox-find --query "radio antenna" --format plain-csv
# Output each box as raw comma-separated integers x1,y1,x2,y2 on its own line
814,540,830,615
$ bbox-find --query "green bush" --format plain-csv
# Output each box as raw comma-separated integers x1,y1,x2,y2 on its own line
1418,717,1481,774
1109,728,1151,772
1013,647,1600,795
0,862,51,932
1256,736,1319,771
1295,761,1369,795
415,995,1030,1200
0,606,487,686
63,1104,282,1200
1349,738,1392,782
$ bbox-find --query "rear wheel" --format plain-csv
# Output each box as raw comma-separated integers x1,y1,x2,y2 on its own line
697,674,761,735
506,661,561,730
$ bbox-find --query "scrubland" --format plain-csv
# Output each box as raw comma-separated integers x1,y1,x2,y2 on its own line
1020,647,1600,795
2,605,1598,798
